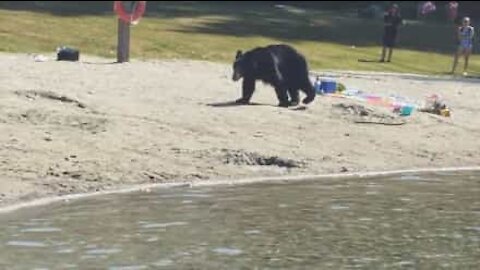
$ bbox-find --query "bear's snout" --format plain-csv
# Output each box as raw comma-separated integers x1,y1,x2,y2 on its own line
232,72,242,81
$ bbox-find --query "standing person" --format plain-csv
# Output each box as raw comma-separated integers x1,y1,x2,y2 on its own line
380,4,403,63
451,17,475,76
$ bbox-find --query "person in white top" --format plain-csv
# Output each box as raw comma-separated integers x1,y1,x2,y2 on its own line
451,17,474,76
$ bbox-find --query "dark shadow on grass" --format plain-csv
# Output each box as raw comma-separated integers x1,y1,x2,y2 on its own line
0,1,273,17
358,59,382,63
172,16,457,54
170,14,457,55
0,1,113,16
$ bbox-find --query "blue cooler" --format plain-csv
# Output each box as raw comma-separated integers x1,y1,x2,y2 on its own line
320,79,337,94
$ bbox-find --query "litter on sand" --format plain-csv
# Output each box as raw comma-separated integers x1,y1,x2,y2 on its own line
312,76,451,118
324,87,418,117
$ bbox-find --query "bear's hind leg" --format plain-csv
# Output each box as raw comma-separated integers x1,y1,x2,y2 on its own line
287,88,300,106
274,86,290,107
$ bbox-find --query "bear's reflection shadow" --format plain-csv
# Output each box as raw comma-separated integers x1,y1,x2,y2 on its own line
206,101,274,107
207,101,308,110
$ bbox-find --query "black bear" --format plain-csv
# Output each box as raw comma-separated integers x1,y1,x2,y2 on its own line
232,44,316,107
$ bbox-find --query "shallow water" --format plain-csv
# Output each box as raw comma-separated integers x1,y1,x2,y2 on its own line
0,172,479,269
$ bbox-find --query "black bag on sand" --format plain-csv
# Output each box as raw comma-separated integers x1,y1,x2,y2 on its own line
57,47,80,61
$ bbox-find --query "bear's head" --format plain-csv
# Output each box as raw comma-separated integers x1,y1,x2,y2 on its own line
232,50,245,81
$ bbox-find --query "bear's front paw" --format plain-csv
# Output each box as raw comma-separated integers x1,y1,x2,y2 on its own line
289,100,299,107
235,98,250,105
278,101,290,108
302,96,315,105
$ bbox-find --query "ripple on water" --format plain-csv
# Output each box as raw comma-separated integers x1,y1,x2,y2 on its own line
6,240,48,248
152,259,174,267
20,227,62,233
392,261,415,267
108,265,148,270
330,205,350,210
139,221,188,229
145,237,159,242
56,248,75,254
85,248,122,255
399,174,423,181
244,230,261,235
352,257,379,263
212,247,243,256
29,219,49,222
464,226,480,232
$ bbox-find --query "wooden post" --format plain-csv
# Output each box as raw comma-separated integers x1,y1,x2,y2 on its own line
117,18,130,63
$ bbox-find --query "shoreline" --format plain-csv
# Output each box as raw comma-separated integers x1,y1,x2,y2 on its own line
1,166,479,214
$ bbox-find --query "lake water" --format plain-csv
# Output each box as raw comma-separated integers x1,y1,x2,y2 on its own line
0,172,479,269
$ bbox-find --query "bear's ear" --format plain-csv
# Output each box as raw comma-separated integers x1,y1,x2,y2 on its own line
235,50,243,60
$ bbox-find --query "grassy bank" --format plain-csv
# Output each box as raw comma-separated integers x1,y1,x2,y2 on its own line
1,2,479,75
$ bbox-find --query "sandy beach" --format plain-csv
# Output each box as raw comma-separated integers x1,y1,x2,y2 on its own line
1,53,479,207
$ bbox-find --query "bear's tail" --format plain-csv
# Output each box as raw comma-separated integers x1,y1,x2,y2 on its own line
302,78,316,104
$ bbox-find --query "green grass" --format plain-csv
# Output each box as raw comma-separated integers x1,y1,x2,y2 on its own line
1,2,479,75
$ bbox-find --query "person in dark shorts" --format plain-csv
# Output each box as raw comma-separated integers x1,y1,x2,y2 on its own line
380,4,403,62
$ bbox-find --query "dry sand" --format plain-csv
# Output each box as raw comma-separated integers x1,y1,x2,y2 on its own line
1,53,479,207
